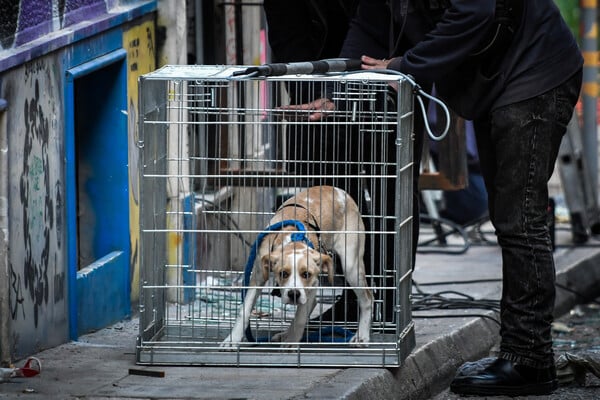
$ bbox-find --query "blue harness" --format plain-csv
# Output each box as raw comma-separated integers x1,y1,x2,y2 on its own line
242,219,314,301
242,219,353,343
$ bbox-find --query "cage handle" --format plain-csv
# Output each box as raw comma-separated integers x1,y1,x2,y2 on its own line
232,58,362,77
232,60,450,141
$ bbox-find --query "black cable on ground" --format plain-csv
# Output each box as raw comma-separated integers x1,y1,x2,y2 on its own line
412,313,501,326
410,278,600,327
411,279,501,325
415,278,501,286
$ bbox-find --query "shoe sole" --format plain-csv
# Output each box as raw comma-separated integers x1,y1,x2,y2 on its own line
450,379,558,396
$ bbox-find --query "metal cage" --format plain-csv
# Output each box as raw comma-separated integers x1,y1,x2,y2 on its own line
136,65,415,367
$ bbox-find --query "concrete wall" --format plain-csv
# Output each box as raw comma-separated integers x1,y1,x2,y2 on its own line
2,52,67,359
0,0,157,362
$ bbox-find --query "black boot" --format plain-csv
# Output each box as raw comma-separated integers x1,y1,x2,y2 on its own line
450,357,558,396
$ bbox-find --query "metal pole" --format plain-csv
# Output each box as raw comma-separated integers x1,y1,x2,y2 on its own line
580,0,598,198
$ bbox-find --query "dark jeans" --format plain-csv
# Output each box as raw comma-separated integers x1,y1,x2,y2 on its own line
473,70,582,368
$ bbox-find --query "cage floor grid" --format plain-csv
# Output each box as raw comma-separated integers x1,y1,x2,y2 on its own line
138,327,410,367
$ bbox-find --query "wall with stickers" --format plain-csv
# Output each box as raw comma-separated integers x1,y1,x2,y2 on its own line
0,0,157,362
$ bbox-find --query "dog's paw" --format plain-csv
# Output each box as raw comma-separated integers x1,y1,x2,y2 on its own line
219,343,237,351
219,335,241,350
348,333,370,348
270,331,286,342
271,331,302,348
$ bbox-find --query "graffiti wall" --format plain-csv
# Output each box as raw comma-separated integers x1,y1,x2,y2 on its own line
0,1,157,359
123,19,156,302
3,55,68,358
0,0,109,50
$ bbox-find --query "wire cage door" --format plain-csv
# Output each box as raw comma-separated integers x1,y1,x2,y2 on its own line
136,65,415,367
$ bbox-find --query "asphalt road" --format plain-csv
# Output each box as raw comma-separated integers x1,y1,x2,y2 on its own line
432,297,600,400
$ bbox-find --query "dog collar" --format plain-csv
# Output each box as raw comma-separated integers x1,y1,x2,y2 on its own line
266,220,314,249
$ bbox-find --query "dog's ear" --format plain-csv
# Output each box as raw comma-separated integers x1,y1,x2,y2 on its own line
316,253,334,284
261,253,278,282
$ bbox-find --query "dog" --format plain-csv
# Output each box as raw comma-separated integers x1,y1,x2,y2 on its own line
221,185,373,347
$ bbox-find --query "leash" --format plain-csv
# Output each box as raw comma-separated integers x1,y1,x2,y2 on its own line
242,219,354,343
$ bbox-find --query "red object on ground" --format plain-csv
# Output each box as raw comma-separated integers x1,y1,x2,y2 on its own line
15,357,42,378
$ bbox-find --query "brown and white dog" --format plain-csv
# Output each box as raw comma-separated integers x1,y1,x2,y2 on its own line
221,185,373,347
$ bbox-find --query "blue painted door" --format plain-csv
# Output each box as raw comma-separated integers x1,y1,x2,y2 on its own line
65,50,130,338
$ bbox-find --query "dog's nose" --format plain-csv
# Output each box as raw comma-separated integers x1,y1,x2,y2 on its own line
287,289,301,304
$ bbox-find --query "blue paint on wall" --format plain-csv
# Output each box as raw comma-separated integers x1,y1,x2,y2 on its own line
77,251,129,334
0,0,110,47
75,54,130,265
63,0,107,27
65,46,130,339
14,0,53,46
0,1,157,72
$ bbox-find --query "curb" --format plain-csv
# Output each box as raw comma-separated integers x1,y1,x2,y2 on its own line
319,248,600,400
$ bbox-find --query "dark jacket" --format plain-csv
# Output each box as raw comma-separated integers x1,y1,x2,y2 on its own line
340,0,583,119
264,0,358,103
264,0,358,63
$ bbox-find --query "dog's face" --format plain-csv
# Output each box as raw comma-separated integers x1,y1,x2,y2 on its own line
261,241,333,305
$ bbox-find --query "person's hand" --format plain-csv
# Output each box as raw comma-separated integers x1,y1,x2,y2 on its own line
361,55,392,70
360,55,400,92
277,98,335,121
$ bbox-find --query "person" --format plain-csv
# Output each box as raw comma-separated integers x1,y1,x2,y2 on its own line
263,0,376,324
289,0,583,396
264,0,416,325
263,0,357,65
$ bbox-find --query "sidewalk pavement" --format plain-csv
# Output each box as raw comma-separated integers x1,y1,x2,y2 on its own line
2,227,600,400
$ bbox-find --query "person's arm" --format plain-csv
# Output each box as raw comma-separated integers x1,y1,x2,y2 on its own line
277,0,393,119
389,0,496,83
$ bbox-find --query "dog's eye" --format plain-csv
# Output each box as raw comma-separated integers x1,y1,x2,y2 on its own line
302,271,312,279
280,271,289,279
